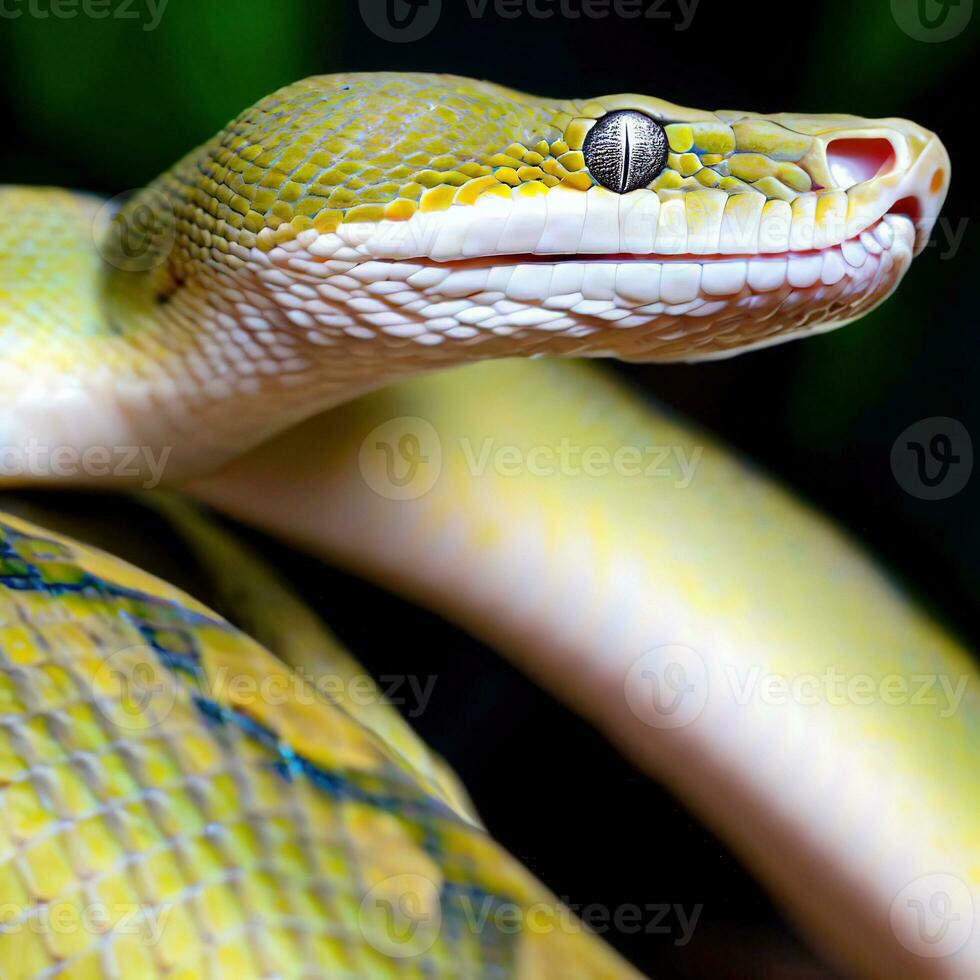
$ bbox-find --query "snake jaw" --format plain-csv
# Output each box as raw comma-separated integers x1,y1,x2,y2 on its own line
246,209,914,364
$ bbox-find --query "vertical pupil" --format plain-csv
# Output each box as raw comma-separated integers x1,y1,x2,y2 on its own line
583,110,669,194
620,117,632,193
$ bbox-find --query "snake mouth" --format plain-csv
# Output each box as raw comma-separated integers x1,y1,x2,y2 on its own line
408,213,912,271
256,212,914,362
316,213,914,320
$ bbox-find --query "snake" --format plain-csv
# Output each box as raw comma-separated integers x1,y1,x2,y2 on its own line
0,71,974,979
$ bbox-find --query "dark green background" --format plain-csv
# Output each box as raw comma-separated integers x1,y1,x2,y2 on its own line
2,1,977,975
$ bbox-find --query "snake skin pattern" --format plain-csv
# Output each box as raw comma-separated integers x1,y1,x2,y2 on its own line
0,509,636,977
0,74,970,979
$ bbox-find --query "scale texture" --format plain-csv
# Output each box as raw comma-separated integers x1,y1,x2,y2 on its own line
0,73,971,980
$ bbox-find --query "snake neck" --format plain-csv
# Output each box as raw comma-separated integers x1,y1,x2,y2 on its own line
0,187,475,481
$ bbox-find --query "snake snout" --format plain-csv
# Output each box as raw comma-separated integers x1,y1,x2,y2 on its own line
800,118,950,256
889,127,950,255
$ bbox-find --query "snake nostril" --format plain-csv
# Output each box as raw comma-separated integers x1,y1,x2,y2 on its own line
827,137,896,189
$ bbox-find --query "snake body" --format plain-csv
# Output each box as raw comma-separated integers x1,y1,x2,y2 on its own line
0,73,975,979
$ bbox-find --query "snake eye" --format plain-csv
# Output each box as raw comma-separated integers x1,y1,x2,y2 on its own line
583,110,669,194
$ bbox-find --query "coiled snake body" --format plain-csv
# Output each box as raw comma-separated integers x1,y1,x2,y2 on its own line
0,74,974,979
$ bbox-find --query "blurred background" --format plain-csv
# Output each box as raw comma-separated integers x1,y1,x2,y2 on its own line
1,0,976,975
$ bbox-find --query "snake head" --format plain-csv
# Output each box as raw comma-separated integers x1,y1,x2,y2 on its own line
115,72,949,369
2,74,950,481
